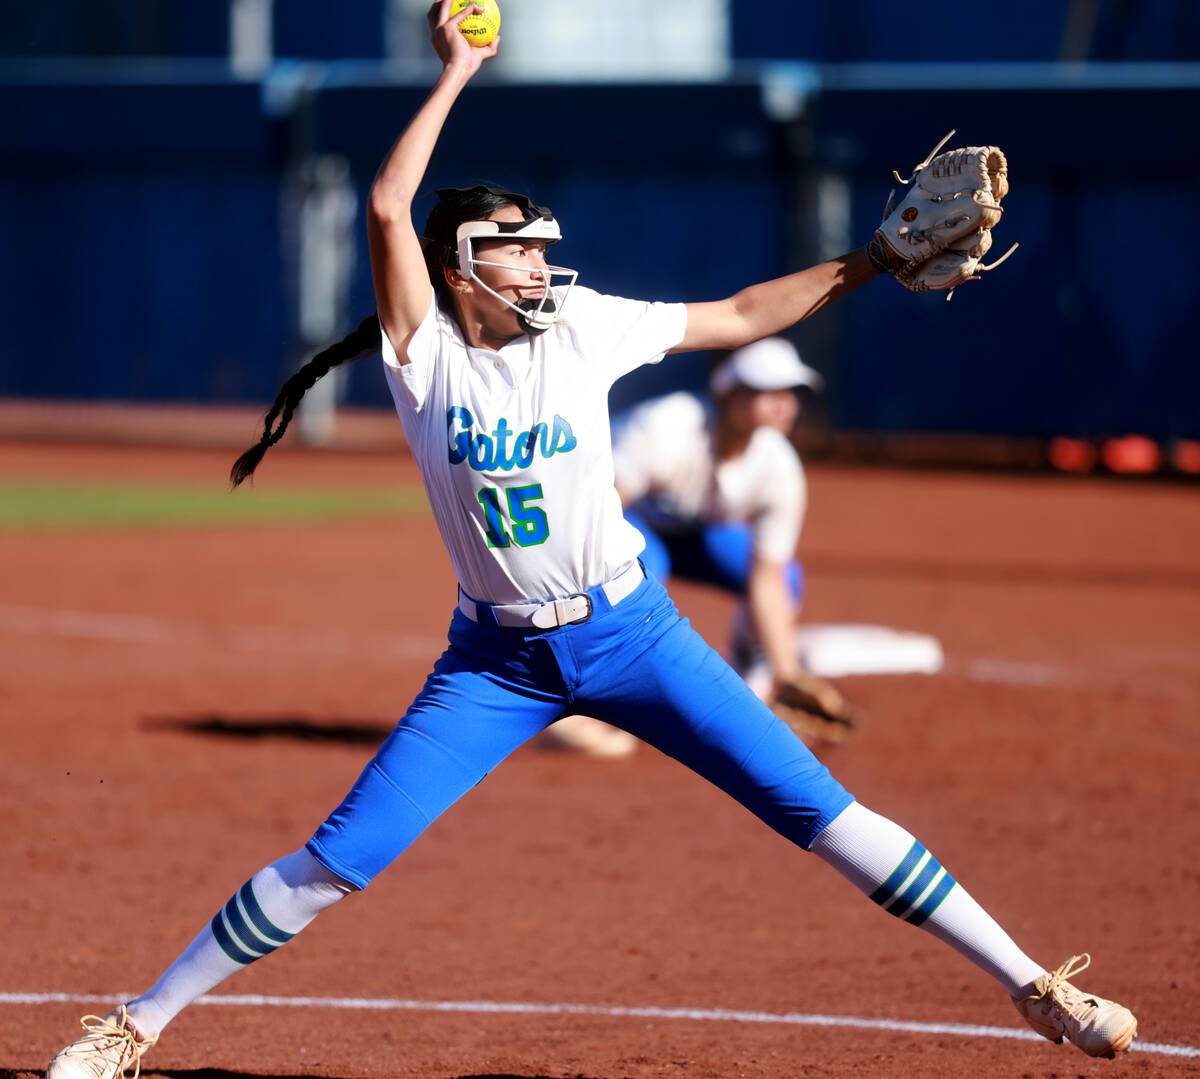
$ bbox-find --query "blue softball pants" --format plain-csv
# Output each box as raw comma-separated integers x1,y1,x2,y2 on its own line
625,508,804,602
307,571,852,890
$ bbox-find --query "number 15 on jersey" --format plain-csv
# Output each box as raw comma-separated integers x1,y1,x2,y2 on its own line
477,484,549,548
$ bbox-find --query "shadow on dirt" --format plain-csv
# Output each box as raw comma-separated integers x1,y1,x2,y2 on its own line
141,714,393,746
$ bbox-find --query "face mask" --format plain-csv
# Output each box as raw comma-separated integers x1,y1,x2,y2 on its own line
455,214,578,335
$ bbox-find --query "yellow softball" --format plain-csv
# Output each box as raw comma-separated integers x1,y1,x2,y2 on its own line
450,0,500,47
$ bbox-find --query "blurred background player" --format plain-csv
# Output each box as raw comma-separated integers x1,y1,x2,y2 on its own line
541,336,853,757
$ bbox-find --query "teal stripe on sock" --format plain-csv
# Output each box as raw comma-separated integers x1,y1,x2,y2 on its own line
885,855,941,917
224,895,276,958
906,872,957,927
239,881,293,945
868,840,925,907
210,912,261,966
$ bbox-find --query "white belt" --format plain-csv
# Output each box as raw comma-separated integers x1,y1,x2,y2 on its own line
458,562,644,630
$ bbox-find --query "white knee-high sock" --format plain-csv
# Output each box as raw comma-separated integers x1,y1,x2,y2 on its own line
126,848,354,1036
810,801,1045,996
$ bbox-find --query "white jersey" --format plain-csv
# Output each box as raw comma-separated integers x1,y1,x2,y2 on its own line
612,391,807,564
382,285,687,604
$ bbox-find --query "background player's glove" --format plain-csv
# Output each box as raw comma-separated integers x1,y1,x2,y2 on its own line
865,133,1017,296
769,673,857,747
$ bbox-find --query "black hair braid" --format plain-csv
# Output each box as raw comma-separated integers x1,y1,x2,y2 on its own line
230,313,382,487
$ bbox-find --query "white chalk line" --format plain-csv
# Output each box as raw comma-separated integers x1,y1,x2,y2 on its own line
0,603,439,661
3,991,1196,1058
959,657,1194,698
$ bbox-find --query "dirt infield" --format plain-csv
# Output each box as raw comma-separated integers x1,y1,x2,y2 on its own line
1,439,1198,1078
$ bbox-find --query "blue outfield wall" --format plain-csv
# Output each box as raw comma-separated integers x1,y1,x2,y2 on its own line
800,80,1200,440
1,70,1197,440
0,77,293,404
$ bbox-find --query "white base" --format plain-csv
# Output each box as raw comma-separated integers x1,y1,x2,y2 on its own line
792,623,945,679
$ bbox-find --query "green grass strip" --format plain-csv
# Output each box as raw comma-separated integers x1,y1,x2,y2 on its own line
0,479,429,530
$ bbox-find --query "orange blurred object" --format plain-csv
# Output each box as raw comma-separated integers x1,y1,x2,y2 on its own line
1047,436,1098,473
1170,439,1200,475
1101,435,1161,474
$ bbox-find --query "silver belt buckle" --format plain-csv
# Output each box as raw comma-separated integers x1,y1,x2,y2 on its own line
563,593,593,626
531,592,593,630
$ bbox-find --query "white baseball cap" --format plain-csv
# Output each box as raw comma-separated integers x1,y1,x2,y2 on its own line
709,337,824,396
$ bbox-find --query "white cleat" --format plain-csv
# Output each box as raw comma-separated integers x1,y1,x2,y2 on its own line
1012,954,1138,1059
536,714,638,759
47,1006,158,1079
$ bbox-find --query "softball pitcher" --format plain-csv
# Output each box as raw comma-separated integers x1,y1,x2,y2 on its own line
47,4,1137,1075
